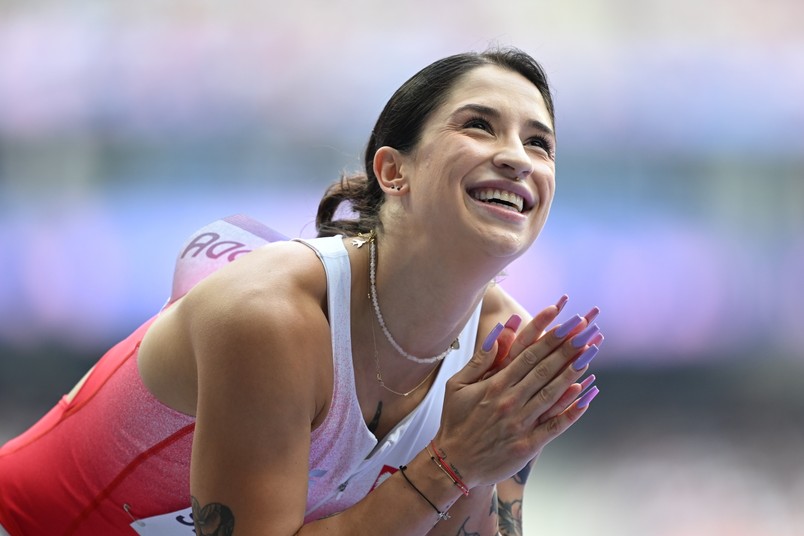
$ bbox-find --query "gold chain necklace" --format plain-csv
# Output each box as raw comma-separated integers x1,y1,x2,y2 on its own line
369,307,440,397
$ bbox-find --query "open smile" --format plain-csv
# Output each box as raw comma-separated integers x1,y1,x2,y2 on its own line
470,188,525,213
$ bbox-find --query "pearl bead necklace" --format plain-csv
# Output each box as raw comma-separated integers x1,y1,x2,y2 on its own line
360,234,459,365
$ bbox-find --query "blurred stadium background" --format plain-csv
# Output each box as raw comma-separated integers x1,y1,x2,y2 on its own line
1,1,802,534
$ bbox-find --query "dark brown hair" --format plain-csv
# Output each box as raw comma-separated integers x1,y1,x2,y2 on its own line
315,47,555,238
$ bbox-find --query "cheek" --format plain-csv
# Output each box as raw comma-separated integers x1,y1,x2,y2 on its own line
535,164,556,203
414,145,477,187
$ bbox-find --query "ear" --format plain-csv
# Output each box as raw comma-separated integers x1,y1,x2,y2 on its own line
373,146,408,194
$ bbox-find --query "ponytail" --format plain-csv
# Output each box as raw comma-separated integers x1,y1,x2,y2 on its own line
315,172,384,237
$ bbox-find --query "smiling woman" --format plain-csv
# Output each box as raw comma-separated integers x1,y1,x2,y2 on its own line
0,47,602,536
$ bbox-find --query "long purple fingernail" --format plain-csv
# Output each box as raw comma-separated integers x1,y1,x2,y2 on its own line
579,374,596,391
584,306,600,324
577,386,599,408
555,314,582,338
482,323,504,352
572,345,599,371
504,314,522,331
571,324,600,349
589,332,605,347
555,294,569,314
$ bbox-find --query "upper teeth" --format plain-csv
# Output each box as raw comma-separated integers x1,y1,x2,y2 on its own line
471,188,525,213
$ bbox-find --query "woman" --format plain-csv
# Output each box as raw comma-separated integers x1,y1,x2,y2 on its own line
0,47,602,535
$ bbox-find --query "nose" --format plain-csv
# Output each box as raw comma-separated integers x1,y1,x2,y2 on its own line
492,138,532,179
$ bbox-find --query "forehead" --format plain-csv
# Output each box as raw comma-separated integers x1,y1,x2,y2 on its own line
437,65,552,127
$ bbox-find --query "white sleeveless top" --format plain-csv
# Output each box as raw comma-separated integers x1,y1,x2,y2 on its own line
298,236,483,522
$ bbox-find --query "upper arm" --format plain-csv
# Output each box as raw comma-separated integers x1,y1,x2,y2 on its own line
184,245,330,535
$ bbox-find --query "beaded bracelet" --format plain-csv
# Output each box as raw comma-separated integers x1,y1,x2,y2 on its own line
427,441,470,497
398,465,451,521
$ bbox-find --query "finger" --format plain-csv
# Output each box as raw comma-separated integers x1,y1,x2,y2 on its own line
549,323,601,370
501,306,602,389
451,322,504,385
490,314,522,371
530,386,600,447
539,384,582,423
481,325,520,380
574,385,600,410
588,331,605,348
507,295,568,359
584,306,600,325
538,374,595,423
517,331,601,422
501,313,585,386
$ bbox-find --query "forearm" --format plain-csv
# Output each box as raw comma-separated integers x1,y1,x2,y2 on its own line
296,450,466,536
424,484,498,536
494,458,536,536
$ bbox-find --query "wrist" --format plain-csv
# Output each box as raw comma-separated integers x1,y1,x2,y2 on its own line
404,449,465,515
426,440,470,496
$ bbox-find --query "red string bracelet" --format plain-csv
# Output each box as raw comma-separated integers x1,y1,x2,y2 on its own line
428,441,470,496
425,444,456,487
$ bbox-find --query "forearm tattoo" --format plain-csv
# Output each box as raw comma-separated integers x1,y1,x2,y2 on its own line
497,497,523,536
191,495,235,536
512,461,533,486
456,517,481,536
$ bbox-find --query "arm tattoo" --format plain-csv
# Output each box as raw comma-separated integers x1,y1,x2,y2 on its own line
512,461,533,486
497,497,522,536
456,517,481,536
191,495,235,536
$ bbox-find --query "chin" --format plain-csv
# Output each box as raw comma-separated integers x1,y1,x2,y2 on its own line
483,228,534,260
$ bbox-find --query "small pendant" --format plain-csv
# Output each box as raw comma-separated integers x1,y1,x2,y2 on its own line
450,338,460,350
351,231,374,249
352,236,369,248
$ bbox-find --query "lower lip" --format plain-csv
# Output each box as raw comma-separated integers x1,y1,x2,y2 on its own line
469,197,529,223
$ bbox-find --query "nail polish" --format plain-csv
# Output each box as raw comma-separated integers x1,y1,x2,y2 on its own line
571,324,600,348
577,386,599,409
555,315,582,338
572,345,599,371
554,294,569,314
588,332,605,347
584,306,600,324
504,314,522,332
579,374,596,391
482,323,504,352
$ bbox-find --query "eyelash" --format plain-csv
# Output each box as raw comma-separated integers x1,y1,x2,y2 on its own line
463,116,555,158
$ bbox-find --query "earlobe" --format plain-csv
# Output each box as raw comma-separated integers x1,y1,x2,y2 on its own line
373,146,407,194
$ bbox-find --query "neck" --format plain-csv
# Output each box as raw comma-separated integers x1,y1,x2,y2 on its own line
359,231,503,358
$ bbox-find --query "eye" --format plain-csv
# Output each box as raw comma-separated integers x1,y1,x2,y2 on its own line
526,135,556,159
463,116,493,134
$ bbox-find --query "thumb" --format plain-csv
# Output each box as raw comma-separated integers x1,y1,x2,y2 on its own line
452,322,504,385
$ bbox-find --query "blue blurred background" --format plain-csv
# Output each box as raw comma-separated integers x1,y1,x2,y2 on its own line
1,1,802,534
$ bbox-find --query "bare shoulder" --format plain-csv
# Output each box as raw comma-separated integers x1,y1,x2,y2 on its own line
481,283,528,317
477,283,531,344
139,240,332,420
183,239,328,331
187,240,332,410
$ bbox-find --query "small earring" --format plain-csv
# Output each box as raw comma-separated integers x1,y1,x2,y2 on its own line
393,185,402,191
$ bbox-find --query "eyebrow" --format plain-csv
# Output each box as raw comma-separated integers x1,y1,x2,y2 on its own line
453,103,555,138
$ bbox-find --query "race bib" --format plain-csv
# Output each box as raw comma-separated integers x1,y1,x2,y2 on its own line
130,507,195,535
